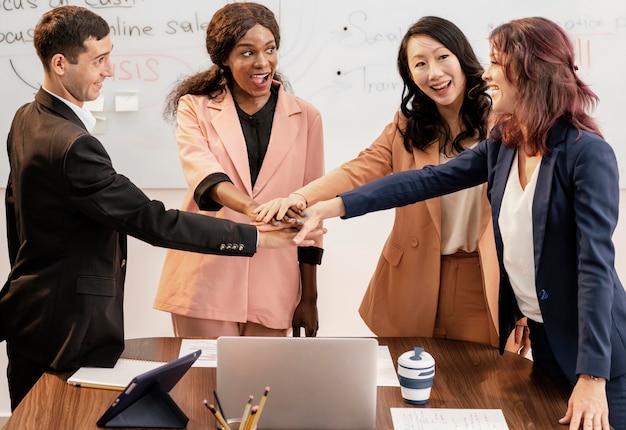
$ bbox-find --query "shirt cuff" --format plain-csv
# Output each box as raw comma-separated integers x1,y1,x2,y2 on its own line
297,246,324,265
194,173,232,211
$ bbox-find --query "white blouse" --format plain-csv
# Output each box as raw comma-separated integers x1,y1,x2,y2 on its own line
439,150,483,255
499,152,543,322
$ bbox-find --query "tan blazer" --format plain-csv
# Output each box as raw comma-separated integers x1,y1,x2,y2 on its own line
154,83,324,329
298,112,500,344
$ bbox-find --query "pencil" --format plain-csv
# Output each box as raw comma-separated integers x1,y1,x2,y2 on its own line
204,399,231,430
243,405,258,430
213,389,226,419
239,395,253,430
250,386,270,428
68,382,125,391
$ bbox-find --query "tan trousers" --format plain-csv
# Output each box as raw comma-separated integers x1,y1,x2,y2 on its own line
433,251,497,346
171,314,289,337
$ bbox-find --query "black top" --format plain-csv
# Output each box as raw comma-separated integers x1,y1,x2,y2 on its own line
194,86,323,265
236,85,278,187
195,86,278,210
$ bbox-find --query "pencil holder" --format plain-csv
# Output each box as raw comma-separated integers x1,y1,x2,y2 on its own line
217,417,257,430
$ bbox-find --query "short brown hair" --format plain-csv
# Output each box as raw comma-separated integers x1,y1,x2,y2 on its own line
34,6,110,72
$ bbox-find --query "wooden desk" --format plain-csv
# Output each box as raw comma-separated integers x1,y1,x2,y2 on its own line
2,337,570,430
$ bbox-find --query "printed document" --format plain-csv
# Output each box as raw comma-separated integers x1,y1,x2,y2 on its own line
391,408,509,430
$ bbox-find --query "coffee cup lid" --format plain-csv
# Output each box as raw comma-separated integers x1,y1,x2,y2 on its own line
398,346,435,368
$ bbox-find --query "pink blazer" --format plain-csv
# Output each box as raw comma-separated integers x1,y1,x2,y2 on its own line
297,112,500,343
154,82,324,329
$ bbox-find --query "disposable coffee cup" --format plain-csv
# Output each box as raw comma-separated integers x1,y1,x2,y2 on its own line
397,346,435,405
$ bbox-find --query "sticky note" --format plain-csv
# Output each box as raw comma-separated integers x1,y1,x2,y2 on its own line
115,91,139,112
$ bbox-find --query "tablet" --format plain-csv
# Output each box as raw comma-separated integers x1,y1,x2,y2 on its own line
96,349,201,428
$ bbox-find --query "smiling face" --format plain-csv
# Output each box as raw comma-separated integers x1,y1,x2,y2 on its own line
223,24,277,109
406,34,466,111
482,49,518,114
48,35,113,107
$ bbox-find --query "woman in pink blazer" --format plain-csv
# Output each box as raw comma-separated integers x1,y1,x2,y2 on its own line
154,3,324,337
256,17,523,351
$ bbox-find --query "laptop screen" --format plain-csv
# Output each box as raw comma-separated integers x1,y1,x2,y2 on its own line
216,337,378,430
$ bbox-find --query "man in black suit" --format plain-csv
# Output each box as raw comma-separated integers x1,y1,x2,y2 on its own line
0,5,321,410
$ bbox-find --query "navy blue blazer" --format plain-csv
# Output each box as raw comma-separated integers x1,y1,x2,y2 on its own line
340,120,626,383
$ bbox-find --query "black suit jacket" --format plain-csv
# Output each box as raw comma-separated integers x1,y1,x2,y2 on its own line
0,89,257,370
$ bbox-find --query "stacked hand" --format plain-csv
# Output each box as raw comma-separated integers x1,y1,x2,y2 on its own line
256,222,325,248
254,196,346,245
254,193,308,225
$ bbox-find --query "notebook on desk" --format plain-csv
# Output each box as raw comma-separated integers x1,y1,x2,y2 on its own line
216,336,378,430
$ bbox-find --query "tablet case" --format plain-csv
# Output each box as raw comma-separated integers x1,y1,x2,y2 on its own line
96,349,201,428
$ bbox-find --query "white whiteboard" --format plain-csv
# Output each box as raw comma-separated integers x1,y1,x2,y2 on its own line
1,0,624,187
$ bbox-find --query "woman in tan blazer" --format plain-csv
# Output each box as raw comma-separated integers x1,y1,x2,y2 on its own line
154,3,324,337
256,16,523,351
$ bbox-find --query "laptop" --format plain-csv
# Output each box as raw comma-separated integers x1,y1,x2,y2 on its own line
216,337,378,430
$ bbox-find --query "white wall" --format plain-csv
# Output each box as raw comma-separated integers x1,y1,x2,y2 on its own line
2,1,626,188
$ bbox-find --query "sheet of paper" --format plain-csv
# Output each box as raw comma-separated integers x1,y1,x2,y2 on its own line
391,408,509,430
179,338,218,367
378,345,400,386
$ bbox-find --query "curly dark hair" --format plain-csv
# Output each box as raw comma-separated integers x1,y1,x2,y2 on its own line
164,2,285,121
396,16,491,155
